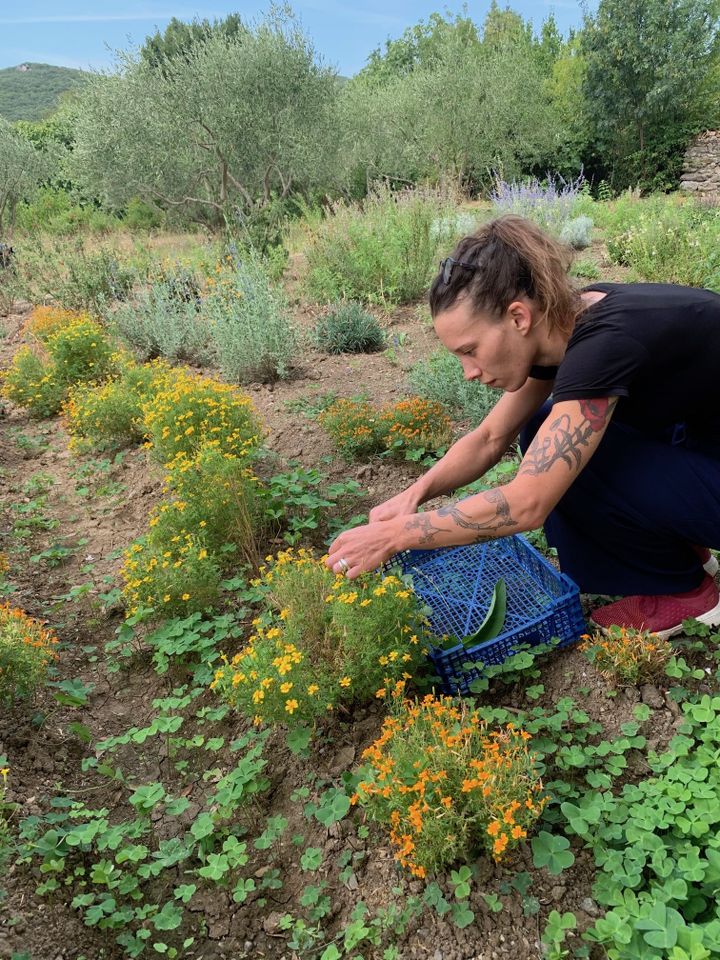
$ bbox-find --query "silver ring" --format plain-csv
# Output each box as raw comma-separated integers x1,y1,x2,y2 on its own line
338,558,350,574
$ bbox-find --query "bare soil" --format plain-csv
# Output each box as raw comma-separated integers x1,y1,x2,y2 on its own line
0,251,694,960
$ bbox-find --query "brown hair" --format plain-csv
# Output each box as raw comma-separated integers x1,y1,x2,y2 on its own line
429,215,580,335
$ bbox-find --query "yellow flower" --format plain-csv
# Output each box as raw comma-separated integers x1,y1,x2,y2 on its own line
307,684,319,695
285,698,299,714
181,593,190,601
280,681,293,693
339,676,351,688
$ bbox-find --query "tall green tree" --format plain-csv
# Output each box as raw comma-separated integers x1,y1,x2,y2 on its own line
582,0,720,189
70,8,339,228
342,18,568,193
140,14,247,72
0,117,48,235
360,11,479,85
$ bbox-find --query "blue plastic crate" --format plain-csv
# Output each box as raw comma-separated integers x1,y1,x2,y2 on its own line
389,535,586,695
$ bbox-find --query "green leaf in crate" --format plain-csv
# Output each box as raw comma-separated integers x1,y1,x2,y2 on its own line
462,578,507,648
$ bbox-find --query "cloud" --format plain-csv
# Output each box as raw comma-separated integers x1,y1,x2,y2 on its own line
0,12,219,25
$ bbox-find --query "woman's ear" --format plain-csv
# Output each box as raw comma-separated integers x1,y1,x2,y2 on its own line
507,299,534,336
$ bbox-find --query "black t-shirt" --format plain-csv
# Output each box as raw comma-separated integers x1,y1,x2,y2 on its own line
545,282,720,441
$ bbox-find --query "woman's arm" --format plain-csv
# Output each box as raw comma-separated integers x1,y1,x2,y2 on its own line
328,396,618,577
369,376,554,522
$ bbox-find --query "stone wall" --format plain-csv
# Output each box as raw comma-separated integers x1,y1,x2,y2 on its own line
680,130,720,197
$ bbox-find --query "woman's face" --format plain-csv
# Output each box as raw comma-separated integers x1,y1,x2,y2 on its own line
433,295,536,393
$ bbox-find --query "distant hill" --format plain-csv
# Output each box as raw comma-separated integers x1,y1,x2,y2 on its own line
0,62,89,122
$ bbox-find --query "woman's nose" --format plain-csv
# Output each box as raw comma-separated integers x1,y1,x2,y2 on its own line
461,358,482,381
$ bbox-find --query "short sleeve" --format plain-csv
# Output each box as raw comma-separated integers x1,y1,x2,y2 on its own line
552,318,649,403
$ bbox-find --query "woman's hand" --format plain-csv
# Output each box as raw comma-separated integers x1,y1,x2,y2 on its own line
368,488,422,524
326,518,406,579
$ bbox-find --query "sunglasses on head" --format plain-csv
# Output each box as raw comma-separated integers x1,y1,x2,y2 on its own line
439,256,480,286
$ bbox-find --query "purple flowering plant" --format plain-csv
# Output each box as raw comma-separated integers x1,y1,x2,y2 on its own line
490,171,591,245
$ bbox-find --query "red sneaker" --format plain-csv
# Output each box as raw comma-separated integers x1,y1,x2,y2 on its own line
693,545,719,577
590,573,720,640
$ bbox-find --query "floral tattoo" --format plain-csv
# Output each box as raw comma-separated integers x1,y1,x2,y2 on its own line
518,397,618,477
403,490,518,545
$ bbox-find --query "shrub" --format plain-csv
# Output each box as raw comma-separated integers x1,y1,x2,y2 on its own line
110,273,209,363
569,258,601,281
379,397,453,460
123,197,165,230
121,532,223,621
2,348,64,417
353,688,546,877
15,187,120,235
45,317,116,385
559,215,593,250
604,199,720,290
203,256,297,382
141,368,263,465
318,398,384,460
3,316,117,418
580,627,673,685
121,444,266,620
490,173,591,247
211,549,428,727
312,301,385,354
64,359,170,452
408,350,499,426
0,603,59,703
22,306,84,343
15,236,135,311
160,444,265,560
304,183,458,305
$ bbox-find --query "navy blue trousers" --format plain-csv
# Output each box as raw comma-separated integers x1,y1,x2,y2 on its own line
519,402,720,595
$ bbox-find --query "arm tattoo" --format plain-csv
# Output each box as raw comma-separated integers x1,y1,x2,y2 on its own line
404,490,519,546
403,512,445,545
518,397,617,478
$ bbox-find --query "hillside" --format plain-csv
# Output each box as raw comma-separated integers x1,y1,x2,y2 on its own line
0,62,88,121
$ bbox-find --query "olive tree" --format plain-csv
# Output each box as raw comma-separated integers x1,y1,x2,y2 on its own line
0,117,48,236
341,27,568,191
70,8,339,227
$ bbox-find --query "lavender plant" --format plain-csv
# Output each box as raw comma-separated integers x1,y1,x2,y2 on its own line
490,173,593,248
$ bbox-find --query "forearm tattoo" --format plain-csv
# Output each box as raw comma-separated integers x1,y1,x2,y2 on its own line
403,512,445,545
404,489,519,546
518,398,617,477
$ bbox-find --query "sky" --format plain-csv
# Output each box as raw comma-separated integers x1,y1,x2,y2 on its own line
0,0,588,77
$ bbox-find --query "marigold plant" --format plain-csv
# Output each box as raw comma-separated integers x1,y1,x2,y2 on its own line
121,444,265,619
580,626,673,685
353,688,546,877
1,347,65,417
64,359,171,452
22,306,86,343
319,396,453,461
379,397,453,458
318,398,384,460
3,315,117,418
0,603,59,703
141,368,262,464
45,317,116,385
121,531,223,621
211,548,429,726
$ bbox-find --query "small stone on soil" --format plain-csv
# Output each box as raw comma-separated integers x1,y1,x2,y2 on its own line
580,896,601,917
640,684,665,709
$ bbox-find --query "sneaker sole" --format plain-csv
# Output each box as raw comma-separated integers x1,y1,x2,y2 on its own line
590,594,720,641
